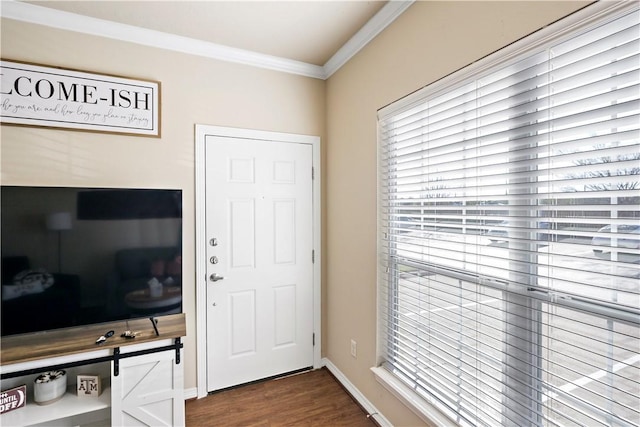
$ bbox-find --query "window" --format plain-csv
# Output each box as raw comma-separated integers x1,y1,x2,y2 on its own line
377,3,639,426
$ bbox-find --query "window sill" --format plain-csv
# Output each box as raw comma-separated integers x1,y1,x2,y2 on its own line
370,366,457,427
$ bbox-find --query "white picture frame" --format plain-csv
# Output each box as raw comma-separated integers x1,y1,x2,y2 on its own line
0,59,160,137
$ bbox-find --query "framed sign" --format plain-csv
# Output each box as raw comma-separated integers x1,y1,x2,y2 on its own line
0,60,160,137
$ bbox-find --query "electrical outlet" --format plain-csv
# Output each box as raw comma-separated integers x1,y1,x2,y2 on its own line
350,339,357,358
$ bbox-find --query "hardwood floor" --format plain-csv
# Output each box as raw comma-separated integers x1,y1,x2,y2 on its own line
186,368,377,426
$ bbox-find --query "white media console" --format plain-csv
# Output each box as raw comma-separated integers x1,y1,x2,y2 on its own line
0,313,186,426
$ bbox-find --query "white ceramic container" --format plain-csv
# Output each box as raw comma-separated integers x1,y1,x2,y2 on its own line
34,370,67,405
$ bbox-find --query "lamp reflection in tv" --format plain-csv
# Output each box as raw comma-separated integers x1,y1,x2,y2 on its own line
46,211,73,273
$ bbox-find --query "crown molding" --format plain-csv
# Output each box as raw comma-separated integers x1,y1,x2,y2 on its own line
0,0,325,79
0,0,413,80
323,1,414,78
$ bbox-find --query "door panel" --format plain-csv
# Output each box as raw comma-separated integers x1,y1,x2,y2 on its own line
229,290,256,356
229,199,255,268
273,199,296,264
273,284,296,346
111,350,184,427
205,136,314,391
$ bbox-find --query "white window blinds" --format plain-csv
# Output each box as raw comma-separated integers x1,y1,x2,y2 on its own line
377,4,639,427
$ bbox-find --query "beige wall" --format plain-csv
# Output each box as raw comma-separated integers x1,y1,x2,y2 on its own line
325,2,591,425
2,1,596,424
0,18,326,392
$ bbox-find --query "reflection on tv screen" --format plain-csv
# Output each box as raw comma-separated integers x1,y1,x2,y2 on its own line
1,186,183,336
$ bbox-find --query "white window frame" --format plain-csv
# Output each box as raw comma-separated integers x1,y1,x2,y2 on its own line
374,2,640,426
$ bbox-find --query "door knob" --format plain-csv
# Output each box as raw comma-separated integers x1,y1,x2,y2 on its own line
209,273,224,282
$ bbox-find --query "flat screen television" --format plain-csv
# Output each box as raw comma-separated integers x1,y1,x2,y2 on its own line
1,185,183,336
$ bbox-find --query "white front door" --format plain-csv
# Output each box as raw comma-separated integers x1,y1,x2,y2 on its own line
204,135,314,391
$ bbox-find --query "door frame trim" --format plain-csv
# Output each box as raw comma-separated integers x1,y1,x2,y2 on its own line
195,124,322,398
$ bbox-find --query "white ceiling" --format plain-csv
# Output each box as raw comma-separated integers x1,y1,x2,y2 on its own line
24,1,387,66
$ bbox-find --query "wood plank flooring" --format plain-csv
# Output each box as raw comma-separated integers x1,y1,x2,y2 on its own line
186,368,377,426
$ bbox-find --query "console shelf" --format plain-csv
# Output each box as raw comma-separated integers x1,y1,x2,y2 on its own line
2,385,110,427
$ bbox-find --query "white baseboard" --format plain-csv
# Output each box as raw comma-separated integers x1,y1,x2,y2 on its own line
184,387,198,400
321,358,392,427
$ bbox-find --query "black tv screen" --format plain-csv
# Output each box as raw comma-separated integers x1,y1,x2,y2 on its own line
1,186,183,336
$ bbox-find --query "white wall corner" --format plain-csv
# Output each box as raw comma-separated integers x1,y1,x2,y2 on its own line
321,358,393,427
323,1,415,78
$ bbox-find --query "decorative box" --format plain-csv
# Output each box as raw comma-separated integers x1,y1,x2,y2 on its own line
77,374,102,397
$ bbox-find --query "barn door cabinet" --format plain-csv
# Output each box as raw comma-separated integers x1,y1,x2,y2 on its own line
0,313,186,427
111,345,184,426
